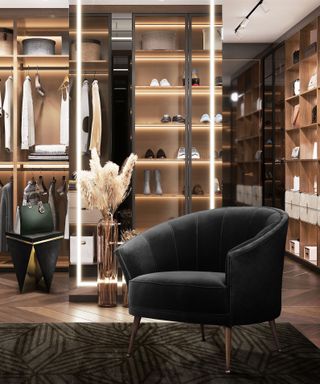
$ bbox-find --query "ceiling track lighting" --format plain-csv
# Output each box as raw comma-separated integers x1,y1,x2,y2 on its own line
234,0,269,35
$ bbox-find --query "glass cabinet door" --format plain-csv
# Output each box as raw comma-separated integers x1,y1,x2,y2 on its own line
190,14,222,212
133,15,187,231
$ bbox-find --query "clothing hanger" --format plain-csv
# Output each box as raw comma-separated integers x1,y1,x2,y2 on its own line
59,75,69,91
38,175,48,196
35,66,45,97
57,175,67,196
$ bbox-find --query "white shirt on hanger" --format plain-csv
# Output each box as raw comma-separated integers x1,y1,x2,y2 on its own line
60,87,69,146
89,79,102,155
3,76,13,152
81,79,90,154
21,75,35,150
0,85,2,118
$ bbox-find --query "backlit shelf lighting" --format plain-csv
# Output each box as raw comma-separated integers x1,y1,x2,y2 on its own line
21,163,69,169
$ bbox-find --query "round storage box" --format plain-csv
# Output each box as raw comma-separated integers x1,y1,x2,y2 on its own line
71,39,101,61
22,38,56,55
141,31,176,50
0,28,13,56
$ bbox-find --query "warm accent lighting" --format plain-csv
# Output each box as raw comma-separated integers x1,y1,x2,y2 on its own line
209,0,216,209
76,0,96,287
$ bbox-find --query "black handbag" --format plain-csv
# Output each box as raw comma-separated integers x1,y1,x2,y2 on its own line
20,201,54,235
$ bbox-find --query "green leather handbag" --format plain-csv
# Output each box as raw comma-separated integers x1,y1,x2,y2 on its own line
20,201,54,235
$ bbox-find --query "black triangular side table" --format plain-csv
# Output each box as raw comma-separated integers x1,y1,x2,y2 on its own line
6,232,63,293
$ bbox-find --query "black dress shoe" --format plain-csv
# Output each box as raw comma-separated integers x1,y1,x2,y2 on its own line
161,114,171,123
156,149,166,158
192,184,204,195
172,115,185,123
144,149,155,158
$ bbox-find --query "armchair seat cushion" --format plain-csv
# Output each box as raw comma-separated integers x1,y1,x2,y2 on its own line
129,271,229,324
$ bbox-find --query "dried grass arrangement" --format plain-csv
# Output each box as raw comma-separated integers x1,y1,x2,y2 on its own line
76,148,138,219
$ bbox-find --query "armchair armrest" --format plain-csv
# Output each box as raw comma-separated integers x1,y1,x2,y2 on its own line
116,221,179,282
226,211,288,326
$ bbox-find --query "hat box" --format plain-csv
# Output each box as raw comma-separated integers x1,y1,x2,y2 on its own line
22,38,56,55
71,39,101,61
141,31,176,50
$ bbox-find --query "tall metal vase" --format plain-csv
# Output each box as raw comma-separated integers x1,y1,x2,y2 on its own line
97,216,118,307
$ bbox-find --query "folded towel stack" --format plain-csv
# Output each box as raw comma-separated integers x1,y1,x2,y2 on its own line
28,144,69,161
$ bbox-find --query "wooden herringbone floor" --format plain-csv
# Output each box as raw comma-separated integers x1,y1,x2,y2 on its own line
0,257,319,347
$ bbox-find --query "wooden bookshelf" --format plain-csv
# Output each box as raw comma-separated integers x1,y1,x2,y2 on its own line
284,17,320,268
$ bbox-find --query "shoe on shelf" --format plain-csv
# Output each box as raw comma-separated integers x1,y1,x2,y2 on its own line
155,169,163,195
192,147,200,159
161,114,171,123
192,184,204,195
144,149,155,158
150,79,160,87
214,178,221,194
192,69,200,86
177,147,185,159
156,149,167,159
215,113,223,123
172,115,185,123
160,78,171,87
200,113,210,123
143,169,151,195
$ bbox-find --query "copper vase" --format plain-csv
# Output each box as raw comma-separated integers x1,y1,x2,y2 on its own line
97,217,118,307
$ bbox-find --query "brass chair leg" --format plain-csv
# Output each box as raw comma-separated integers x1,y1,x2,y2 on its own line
200,324,205,341
225,326,232,374
127,316,141,357
269,320,281,352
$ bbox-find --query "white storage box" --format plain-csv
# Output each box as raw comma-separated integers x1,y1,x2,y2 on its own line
70,236,94,264
68,191,102,224
236,184,244,204
304,246,317,262
252,185,262,206
300,193,318,225
285,190,300,219
289,240,300,255
243,185,253,205
141,31,176,50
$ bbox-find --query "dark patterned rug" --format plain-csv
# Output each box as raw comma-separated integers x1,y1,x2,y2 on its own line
0,322,319,383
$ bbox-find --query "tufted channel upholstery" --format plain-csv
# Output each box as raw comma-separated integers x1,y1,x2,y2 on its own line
116,207,288,372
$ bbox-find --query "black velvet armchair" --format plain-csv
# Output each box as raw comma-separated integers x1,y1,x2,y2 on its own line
116,207,288,373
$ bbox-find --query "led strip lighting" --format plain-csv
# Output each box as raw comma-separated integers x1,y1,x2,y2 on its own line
76,0,96,287
75,0,217,286
210,0,216,209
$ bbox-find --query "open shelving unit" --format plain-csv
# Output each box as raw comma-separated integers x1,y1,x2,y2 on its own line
132,7,223,232
0,9,69,270
232,61,263,206
284,17,320,269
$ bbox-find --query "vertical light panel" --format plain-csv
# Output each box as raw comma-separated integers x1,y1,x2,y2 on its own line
209,0,216,209
76,1,98,287
76,0,83,286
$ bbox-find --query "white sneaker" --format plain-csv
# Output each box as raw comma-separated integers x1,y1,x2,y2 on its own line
160,78,171,87
177,147,185,159
192,147,200,159
200,113,210,123
150,79,160,87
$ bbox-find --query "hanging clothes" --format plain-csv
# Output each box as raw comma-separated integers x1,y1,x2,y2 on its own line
0,181,13,252
3,76,13,152
21,75,35,150
89,79,102,155
48,179,57,231
22,180,41,206
81,79,90,154
0,85,2,118
60,86,69,146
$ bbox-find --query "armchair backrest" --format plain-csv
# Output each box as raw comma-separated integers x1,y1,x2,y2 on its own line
116,207,288,283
